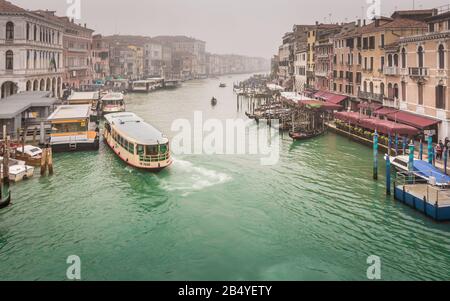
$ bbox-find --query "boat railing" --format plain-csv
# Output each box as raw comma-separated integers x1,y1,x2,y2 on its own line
139,153,170,163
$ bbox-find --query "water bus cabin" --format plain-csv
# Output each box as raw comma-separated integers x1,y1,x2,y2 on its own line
101,93,126,116
163,79,181,89
130,79,161,93
104,113,172,171
47,105,100,153
67,92,100,109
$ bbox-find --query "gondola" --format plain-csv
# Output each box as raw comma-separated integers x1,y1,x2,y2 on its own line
211,97,218,106
219,83,226,88
289,130,325,141
0,190,11,209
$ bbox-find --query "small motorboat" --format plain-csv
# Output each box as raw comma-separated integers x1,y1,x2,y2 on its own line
211,97,218,106
219,83,226,88
289,130,325,141
14,145,43,167
0,156,35,182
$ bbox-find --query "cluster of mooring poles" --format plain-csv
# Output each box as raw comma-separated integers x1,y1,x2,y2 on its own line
373,130,444,196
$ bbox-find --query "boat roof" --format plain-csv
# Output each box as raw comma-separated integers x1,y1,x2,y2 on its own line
68,91,100,101
102,93,124,101
105,112,169,145
47,105,91,121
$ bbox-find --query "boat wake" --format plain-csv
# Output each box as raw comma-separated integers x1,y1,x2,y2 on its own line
158,158,232,196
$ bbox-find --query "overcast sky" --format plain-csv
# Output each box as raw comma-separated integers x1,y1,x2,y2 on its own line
12,0,450,58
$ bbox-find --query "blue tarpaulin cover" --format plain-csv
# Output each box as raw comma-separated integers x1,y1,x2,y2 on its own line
414,160,450,185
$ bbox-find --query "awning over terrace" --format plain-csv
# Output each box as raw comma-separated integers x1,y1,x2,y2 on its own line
299,100,342,111
386,111,441,130
313,91,348,104
357,102,383,111
334,111,420,136
374,107,399,117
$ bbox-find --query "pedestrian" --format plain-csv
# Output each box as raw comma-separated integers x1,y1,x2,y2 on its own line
436,142,443,160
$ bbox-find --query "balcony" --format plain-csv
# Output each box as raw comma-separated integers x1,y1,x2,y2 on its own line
383,98,400,109
383,66,400,76
315,71,328,77
306,71,315,78
358,91,384,103
437,69,447,78
409,67,429,78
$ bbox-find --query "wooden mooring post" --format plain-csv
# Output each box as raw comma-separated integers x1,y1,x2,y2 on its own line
1,125,11,209
40,146,53,176
373,131,379,181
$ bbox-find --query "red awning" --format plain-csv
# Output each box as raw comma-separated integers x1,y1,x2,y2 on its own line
334,111,369,124
374,107,399,117
359,118,420,137
314,91,348,104
386,111,441,130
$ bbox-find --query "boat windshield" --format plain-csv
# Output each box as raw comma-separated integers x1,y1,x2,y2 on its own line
52,121,88,133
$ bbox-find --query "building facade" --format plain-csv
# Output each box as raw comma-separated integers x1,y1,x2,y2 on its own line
0,1,64,99
92,34,110,82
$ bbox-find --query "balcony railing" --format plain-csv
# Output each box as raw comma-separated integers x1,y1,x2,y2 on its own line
358,91,384,102
383,66,400,76
383,98,400,109
437,69,447,77
315,71,328,77
409,67,429,77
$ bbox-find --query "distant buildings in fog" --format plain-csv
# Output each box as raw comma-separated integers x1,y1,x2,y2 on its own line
0,0,270,100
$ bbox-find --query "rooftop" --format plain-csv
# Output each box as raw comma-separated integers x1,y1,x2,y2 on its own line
0,92,56,119
47,105,91,121
0,0,25,13
105,113,168,145
68,92,100,101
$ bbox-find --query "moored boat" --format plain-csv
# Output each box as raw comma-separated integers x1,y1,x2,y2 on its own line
47,105,100,153
103,113,172,171
219,83,226,88
289,130,325,141
0,156,34,182
101,92,126,115
14,145,42,167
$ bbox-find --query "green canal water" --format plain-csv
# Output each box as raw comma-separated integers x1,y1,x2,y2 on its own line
1,74,450,281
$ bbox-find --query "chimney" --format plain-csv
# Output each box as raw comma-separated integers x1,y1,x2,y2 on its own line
84,23,87,28
71,18,74,23
357,19,361,27
363,19,366,26
375,19,380,27
315,21,319,26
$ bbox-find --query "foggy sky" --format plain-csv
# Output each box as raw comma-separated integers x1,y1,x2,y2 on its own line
11,0,450,58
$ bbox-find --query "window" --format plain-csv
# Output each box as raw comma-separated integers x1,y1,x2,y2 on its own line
380,83,385,96
418,46,424,68
34,25,37,41
439,44,445,69
26,23,30,40
393,84,399,99
369,36,375,49
402,81,406,101
381,56,385,70
369,82,374,94
358,53,362,65
436,85,446,109
5,50,13,70
401,48,407,68
380,34,385,48
418,84,424,105
429,23,435,33
370,57,374,71
6,22,14,41
394,54,398,67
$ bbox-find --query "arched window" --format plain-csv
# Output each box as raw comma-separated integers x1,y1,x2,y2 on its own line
394,83,399,99
394,54,399,67
401,48,407,68
363,81,367,92
6,50,13,70
26,23,30,40
369,82,374,94
388,83,393,98
6,22,14,41
388,54,393,67
439,44,445,69
436,84,446,109
418,46,424,68
380,83,385,96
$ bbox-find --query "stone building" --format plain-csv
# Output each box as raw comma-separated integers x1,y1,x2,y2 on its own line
0,0,64,99
92,34,110,82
